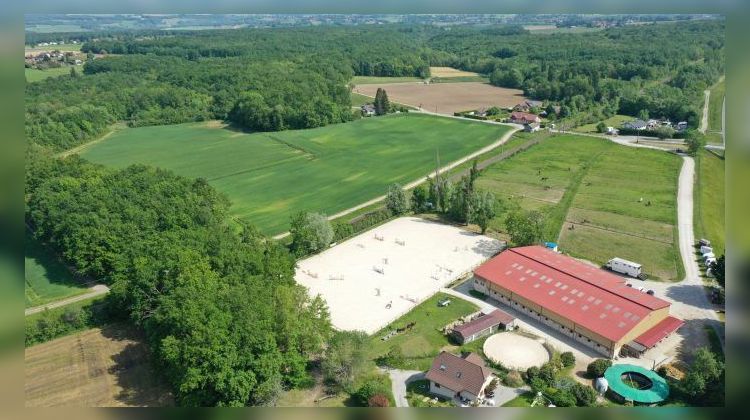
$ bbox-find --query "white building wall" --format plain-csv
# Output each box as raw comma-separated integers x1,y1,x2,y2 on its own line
429,381,457,399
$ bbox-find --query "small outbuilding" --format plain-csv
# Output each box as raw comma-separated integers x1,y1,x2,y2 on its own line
451,309,516,344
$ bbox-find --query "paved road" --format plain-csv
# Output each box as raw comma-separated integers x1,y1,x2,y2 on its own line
273,122,521,239
381,368,424,407
25,284,110,316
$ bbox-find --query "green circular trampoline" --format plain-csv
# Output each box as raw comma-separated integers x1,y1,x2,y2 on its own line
604,364,669,404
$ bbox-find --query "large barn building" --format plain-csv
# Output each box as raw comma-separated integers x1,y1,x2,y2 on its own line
472,246,683,357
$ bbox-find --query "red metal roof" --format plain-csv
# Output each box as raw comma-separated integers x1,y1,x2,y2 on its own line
510,111,539,123
474,246,672,342
453,309,515,339
634,316,684,348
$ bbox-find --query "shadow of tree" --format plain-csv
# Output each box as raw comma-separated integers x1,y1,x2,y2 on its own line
100,324,174,407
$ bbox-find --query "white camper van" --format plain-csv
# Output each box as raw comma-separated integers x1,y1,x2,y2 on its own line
606,257,642,278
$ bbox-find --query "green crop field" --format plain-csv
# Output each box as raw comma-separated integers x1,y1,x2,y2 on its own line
82,114,511,235
695,150,725,256
25,234,88,308
475,133,683,280
25,66,73,83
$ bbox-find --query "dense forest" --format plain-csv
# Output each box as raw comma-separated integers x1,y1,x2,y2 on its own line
25,149,332,406
428,21,724,125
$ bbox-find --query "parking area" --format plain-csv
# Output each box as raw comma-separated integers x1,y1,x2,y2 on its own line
295,217,502,334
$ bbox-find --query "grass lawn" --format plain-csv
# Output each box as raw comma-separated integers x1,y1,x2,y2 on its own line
573,115,633,134
694,150,725,256
25,66,73,83
559,145,682,280
502,391,535,407
708,78,725,133
367,292,479,371
352,75,423,84
25,233,89,308
81,114,512,235
350,92,373,107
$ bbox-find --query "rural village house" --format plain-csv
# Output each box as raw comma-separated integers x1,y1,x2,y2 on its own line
425,351,493,404
510,111,541,125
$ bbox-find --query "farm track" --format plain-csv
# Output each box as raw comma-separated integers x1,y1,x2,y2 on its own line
25,284,110,316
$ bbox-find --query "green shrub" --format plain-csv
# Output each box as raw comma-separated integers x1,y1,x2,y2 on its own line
560,351,576,368
586,359,612,378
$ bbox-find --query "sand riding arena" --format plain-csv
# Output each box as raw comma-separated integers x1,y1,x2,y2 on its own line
295,217,502,334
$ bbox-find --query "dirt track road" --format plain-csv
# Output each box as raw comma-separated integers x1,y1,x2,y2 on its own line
25,284,110,316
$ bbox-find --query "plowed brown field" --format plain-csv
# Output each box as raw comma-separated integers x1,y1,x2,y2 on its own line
354,82,526,115
25,324,172,407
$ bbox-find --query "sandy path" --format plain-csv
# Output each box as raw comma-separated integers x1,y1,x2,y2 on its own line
25,284,110,316
700,89,710,133
273,121,520,239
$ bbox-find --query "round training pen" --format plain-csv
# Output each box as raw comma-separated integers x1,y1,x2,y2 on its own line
604,364,670,405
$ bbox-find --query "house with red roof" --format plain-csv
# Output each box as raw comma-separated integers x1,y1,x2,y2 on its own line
509,111,541,124
425,351,493,403
472,246,683,358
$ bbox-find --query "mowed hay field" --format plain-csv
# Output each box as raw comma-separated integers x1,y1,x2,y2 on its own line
476,134,614,237
82,114,512,235
558,146,682,280
354,82,526,115
25,233,88,308
25,324,173,407
475,133,683,280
